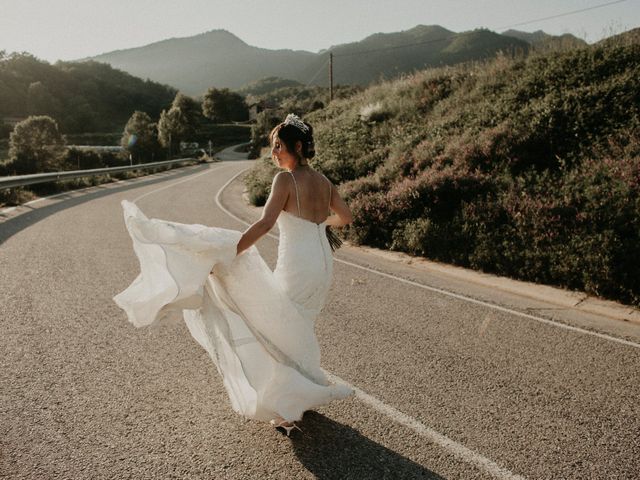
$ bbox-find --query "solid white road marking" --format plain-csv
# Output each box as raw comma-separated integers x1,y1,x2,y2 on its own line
132,163,232,203
0,163,206,215
324,372,527,480
335,258,640,350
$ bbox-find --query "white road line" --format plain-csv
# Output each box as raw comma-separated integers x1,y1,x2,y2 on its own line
0,163,205,215
0,184,104,215
216,167,640,352
324,371,527,480
132,163,233,203
137,161,528,479
335,259,640,350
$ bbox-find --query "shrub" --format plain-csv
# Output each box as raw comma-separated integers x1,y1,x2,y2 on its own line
60,148,127,170
359,102,390,123
248,110,281,159
243,156,279,206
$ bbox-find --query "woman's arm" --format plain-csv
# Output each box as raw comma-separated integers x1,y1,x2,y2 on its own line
235,172,290,255
325,183,353,227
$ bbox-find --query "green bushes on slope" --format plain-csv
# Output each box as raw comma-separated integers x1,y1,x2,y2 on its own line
245,37,640,305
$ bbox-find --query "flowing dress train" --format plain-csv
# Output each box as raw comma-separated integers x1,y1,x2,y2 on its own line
113,174,353,422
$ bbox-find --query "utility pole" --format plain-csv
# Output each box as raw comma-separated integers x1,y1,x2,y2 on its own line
329,53,334,102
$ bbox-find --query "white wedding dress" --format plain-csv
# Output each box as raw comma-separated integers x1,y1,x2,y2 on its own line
113,173,353,423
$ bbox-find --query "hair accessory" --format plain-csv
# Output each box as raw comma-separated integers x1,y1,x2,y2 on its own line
284,113,309,133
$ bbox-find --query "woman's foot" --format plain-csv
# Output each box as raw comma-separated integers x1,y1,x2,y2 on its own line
270,418,302,437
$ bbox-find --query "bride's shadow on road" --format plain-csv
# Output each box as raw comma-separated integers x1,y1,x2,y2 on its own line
290,411,445,479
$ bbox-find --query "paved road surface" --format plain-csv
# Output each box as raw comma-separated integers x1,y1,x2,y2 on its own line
2,150,639,479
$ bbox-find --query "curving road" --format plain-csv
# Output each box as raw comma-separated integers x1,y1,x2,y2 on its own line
1,147,640,479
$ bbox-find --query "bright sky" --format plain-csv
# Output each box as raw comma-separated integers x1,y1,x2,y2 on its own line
0,0,637,62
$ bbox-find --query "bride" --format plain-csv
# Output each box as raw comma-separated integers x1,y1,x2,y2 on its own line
114,114,355,436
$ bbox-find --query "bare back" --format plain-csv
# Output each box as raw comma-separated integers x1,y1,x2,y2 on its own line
282,168,332,224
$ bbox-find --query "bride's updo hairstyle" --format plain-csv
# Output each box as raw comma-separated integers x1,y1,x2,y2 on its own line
270,114,315,160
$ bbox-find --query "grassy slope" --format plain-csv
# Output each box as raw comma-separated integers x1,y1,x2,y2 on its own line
246,33,640,305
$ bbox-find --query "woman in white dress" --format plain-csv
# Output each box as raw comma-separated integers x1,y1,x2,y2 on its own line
114,114,354,436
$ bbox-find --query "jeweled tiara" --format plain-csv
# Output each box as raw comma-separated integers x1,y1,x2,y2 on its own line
284,113,309,133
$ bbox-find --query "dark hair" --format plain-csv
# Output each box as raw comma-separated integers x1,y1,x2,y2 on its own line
269,119,315,160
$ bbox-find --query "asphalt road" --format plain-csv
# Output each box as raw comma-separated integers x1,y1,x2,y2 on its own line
2,149,639,479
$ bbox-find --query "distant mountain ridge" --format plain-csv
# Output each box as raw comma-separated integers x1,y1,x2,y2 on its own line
90,30,315,97
502,29,587,49
87,26,581,95
313,26,530,86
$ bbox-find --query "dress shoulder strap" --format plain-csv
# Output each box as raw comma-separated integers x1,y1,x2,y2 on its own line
288,171,301,216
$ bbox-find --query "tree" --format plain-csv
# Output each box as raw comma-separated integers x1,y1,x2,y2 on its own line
157,108,183,156
26,81,60,117
157,93,201,155
170,93,201,137
9,115,66,174
121,111,160,163
64,96,97,133
202,87,248,123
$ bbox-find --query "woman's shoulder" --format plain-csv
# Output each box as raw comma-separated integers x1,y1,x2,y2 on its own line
274,170,299,184
272,170,295,194
283,167,330,189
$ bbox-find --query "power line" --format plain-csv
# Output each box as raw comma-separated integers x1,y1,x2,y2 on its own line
303,57,331,87
277,56,331,104
333,0,627,58
495,0,627,31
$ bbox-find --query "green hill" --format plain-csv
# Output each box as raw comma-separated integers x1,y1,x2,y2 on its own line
247,30,640,305
237,77,305,97
502,29,587,50
314,27,530,86
0,53,176,134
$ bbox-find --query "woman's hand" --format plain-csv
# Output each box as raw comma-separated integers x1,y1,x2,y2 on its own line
235,172,290,255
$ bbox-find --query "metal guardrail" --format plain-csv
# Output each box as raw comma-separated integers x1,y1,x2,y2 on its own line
0,157,198,190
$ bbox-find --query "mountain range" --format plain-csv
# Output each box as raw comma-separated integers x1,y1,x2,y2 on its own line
88,25,586,96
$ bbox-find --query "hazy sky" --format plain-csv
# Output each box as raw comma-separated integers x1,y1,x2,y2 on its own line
0,0,637,62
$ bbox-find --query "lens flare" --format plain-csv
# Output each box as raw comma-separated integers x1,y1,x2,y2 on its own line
127,134,138,148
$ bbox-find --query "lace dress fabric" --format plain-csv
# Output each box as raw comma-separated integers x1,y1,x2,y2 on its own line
114,173,352,422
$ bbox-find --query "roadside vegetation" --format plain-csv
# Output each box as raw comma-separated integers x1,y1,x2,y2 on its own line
245,82,363,159
0,53,176,134
245,30,640,306
0,62,251,207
